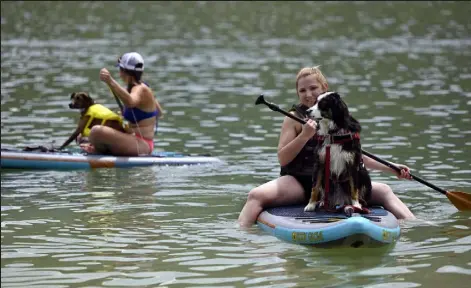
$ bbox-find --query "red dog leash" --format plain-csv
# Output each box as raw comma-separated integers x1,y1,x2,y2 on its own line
313,132,369,214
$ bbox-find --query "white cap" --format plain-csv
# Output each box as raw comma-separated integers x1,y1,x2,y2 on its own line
117,52,144,71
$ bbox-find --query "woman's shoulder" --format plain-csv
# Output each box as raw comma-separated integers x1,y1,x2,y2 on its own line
281,107,303,133
132,82,153,95
282,111,301,128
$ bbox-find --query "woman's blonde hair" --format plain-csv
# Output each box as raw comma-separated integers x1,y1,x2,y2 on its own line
295,66,328,91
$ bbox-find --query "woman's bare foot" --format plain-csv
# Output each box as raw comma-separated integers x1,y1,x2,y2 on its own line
79,143,96,154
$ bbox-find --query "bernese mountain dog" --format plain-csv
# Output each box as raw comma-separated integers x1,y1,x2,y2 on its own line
304,91,372,216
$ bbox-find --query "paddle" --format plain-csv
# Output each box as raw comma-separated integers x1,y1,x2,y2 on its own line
255,94,471,211
108,86,124,113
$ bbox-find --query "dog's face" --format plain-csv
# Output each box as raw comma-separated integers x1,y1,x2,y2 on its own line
306,91,349,122
69,92,94,109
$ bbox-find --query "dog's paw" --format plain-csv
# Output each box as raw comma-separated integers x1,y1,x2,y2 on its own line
344,206,354,217
304,202,317,212
80,143,96,154
352,199,362,210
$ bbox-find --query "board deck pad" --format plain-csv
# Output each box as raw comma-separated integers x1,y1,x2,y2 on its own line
265,205,388,218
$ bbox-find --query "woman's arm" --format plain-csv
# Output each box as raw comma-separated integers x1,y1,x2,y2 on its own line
107,78,141,108
362,154,412,179
100,68,141,108
362,154,391,172
155,99,164,118
277,115,317,167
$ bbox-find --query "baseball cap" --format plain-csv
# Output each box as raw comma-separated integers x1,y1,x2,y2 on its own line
117,52,144,72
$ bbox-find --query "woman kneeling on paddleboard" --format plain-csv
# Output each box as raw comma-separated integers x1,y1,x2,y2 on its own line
238,66,416,227
81,52,163,156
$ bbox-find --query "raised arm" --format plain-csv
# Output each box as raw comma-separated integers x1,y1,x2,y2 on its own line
277,115,317,166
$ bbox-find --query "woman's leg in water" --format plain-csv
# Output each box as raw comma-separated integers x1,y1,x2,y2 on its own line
238,175,307,227
369,182,415,220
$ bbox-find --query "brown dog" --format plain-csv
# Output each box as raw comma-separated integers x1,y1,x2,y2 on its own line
58,92,125,150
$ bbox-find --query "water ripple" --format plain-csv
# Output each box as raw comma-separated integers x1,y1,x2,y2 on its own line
2,1,471,287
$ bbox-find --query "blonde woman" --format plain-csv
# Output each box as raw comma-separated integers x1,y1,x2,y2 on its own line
238,66,415,227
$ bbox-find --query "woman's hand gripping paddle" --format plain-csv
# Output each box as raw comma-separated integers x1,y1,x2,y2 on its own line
255,94,471,211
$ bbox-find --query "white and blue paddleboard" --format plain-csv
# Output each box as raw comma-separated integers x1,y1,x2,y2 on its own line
1,149,223,170
257,205,400,248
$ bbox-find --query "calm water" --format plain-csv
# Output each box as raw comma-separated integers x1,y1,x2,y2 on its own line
2,1,471,287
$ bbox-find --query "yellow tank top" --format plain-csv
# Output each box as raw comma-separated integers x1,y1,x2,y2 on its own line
82,104,123,137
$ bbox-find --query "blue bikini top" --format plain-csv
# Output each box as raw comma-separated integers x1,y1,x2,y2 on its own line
123,81,159,124
123,106,159,124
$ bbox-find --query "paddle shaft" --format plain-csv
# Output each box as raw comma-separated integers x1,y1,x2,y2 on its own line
360,150,447,195
108,86,124,112
258,96,448,196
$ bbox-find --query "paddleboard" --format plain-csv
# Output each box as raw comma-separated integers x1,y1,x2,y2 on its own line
257,204,400,248
1,148,223,170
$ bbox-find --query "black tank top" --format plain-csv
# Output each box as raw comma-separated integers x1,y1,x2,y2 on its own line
280,104,318,177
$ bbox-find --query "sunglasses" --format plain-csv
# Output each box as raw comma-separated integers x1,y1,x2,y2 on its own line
116,56,124,71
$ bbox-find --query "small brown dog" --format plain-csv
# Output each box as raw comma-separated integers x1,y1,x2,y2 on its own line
58,92,125,150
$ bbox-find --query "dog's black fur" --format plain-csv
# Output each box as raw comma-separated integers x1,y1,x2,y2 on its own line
304,91,372,213
58,92,125,150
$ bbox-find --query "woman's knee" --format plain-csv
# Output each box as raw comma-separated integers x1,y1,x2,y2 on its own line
371,182,394,202
247,186,266,203
89,125,112,142
89,125,104,138
374,182,393,193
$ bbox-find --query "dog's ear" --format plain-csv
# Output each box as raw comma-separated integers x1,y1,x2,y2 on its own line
338,95,350,115
331,93,350,125
70,92,76,99
81,92,94,106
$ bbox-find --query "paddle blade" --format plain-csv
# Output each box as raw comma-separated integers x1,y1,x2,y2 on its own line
255,94,265,105
446,191,471,211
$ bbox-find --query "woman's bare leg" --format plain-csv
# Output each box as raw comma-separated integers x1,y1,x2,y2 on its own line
238,175,307,227
87,125,151,156
369,182,416,220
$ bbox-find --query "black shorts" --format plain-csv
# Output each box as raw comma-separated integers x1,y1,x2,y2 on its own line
280,172,313,200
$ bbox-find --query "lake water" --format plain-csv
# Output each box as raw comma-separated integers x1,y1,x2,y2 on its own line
1,1,471,287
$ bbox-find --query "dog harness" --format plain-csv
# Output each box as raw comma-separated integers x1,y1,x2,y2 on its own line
313,132,370,215
82,104,123,137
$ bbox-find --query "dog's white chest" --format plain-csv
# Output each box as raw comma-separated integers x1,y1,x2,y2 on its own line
319,144,354,176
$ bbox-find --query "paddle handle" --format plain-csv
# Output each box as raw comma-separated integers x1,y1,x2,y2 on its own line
256,94,449,196
258,96,307,125
360,150,448,195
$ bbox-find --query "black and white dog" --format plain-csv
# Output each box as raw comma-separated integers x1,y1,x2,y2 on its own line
304,91,372,215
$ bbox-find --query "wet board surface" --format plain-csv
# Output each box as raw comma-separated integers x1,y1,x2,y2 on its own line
1,149,223,170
